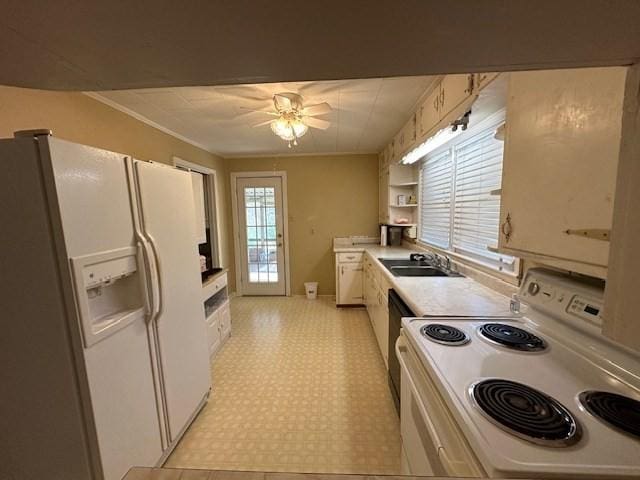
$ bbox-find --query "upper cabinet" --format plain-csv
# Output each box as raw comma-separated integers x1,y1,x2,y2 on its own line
417,74,475,143
395,113,417,159
418,86,441,139
475,72,499,92
498,67,627,278
440,74,474,118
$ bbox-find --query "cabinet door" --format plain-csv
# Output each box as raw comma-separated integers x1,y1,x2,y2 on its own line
363,265,369,306
419,85,442,139
378,289,389,368
394,130,405,157
338,263,364,304
475,72,499,92
208,316,221,356
366,270,374,320
400,114,417,156
499,67,626,269
440,74,473,119
379,166,390,223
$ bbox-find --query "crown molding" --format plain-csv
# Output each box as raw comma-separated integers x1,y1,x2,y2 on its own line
224,150,379,159
83,92,222,156
84,92,380,160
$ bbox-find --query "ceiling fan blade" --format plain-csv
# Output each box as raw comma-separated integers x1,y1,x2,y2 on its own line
302,102,332,116
238,107,278,115
303,116,331,130
273,93,292,112
252,120,274,128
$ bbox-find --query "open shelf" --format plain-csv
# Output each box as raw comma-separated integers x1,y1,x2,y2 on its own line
389,182,418,187
387,223,417,227
390,204,418,208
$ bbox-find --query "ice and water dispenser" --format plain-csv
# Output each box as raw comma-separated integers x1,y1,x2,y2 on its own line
70,246,146,347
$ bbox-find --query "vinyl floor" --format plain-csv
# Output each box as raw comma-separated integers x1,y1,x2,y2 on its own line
165,296,402,475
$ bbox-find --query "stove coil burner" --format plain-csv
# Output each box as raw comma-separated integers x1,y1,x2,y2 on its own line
479,323,546,352
470,379,581,447
579,391,640,440
421,324,470,346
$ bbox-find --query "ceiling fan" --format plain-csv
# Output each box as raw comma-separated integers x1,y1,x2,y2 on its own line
245,92,332,148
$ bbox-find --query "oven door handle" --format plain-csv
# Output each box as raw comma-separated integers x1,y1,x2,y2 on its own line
396,337,444,451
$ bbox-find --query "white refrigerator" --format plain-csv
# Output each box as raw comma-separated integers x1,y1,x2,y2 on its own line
0,131,211,480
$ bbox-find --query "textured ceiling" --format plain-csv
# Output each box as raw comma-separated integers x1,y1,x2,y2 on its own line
92,77,435,156
1,1,639,91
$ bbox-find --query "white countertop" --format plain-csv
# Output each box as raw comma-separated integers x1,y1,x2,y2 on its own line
334,241,513,317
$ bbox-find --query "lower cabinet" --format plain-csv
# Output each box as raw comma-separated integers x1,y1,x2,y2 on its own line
335,252,364,305
205,300,231,358
203,272,232,359
364,254,390,369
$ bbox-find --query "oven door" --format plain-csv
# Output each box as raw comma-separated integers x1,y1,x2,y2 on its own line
396,334,484,478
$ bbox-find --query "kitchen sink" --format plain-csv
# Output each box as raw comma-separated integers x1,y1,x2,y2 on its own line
378,258,463,277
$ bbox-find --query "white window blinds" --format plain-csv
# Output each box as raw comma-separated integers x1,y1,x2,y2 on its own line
419,149,453,249
418,111,515,273
452,128,504,264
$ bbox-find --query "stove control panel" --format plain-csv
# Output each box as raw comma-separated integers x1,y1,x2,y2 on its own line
520,268,604,328
567,294,603,326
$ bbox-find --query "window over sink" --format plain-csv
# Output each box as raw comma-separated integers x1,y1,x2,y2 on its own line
418,110,517,275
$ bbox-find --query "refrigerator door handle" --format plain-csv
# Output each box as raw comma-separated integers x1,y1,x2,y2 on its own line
146,233,163,321
137,242,152,317
126,156,161,323
139,238,160,322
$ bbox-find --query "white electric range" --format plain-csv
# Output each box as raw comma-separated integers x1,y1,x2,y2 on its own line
397,268,640,479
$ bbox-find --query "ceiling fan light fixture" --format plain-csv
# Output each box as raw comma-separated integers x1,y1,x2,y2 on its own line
270,116,308,143
291,119,308,138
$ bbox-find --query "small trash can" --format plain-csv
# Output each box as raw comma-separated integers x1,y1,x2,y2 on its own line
304,282,318,300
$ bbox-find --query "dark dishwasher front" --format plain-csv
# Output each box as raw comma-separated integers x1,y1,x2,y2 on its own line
388,289,416,415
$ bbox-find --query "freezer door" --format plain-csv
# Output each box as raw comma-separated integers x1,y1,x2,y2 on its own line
133,160,211,443
47,138,164,480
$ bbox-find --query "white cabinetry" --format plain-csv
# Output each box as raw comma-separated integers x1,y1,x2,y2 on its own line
363,254,390,368
203,271,232,358
417,74,475,142
395,113,417,159
602,64,640,352
380,163,419,228
335,253,364,305
498,67,627,278
475,72,499,92
379,157,390,224
440,74,474,119
418,86,442,139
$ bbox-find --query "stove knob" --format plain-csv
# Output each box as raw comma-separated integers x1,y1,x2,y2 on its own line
528,282,540,296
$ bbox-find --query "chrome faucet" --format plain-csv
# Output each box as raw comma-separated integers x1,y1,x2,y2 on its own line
410,252,436,264
432,253,452,271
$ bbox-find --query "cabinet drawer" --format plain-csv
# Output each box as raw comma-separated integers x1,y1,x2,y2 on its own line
337,252,364,263
202,272,227,301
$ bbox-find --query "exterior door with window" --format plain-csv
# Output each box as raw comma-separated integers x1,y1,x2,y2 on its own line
236,177,286,295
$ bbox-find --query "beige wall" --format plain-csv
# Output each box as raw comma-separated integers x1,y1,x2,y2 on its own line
226,154,379,295
0,85,233,274
0,86,380,296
